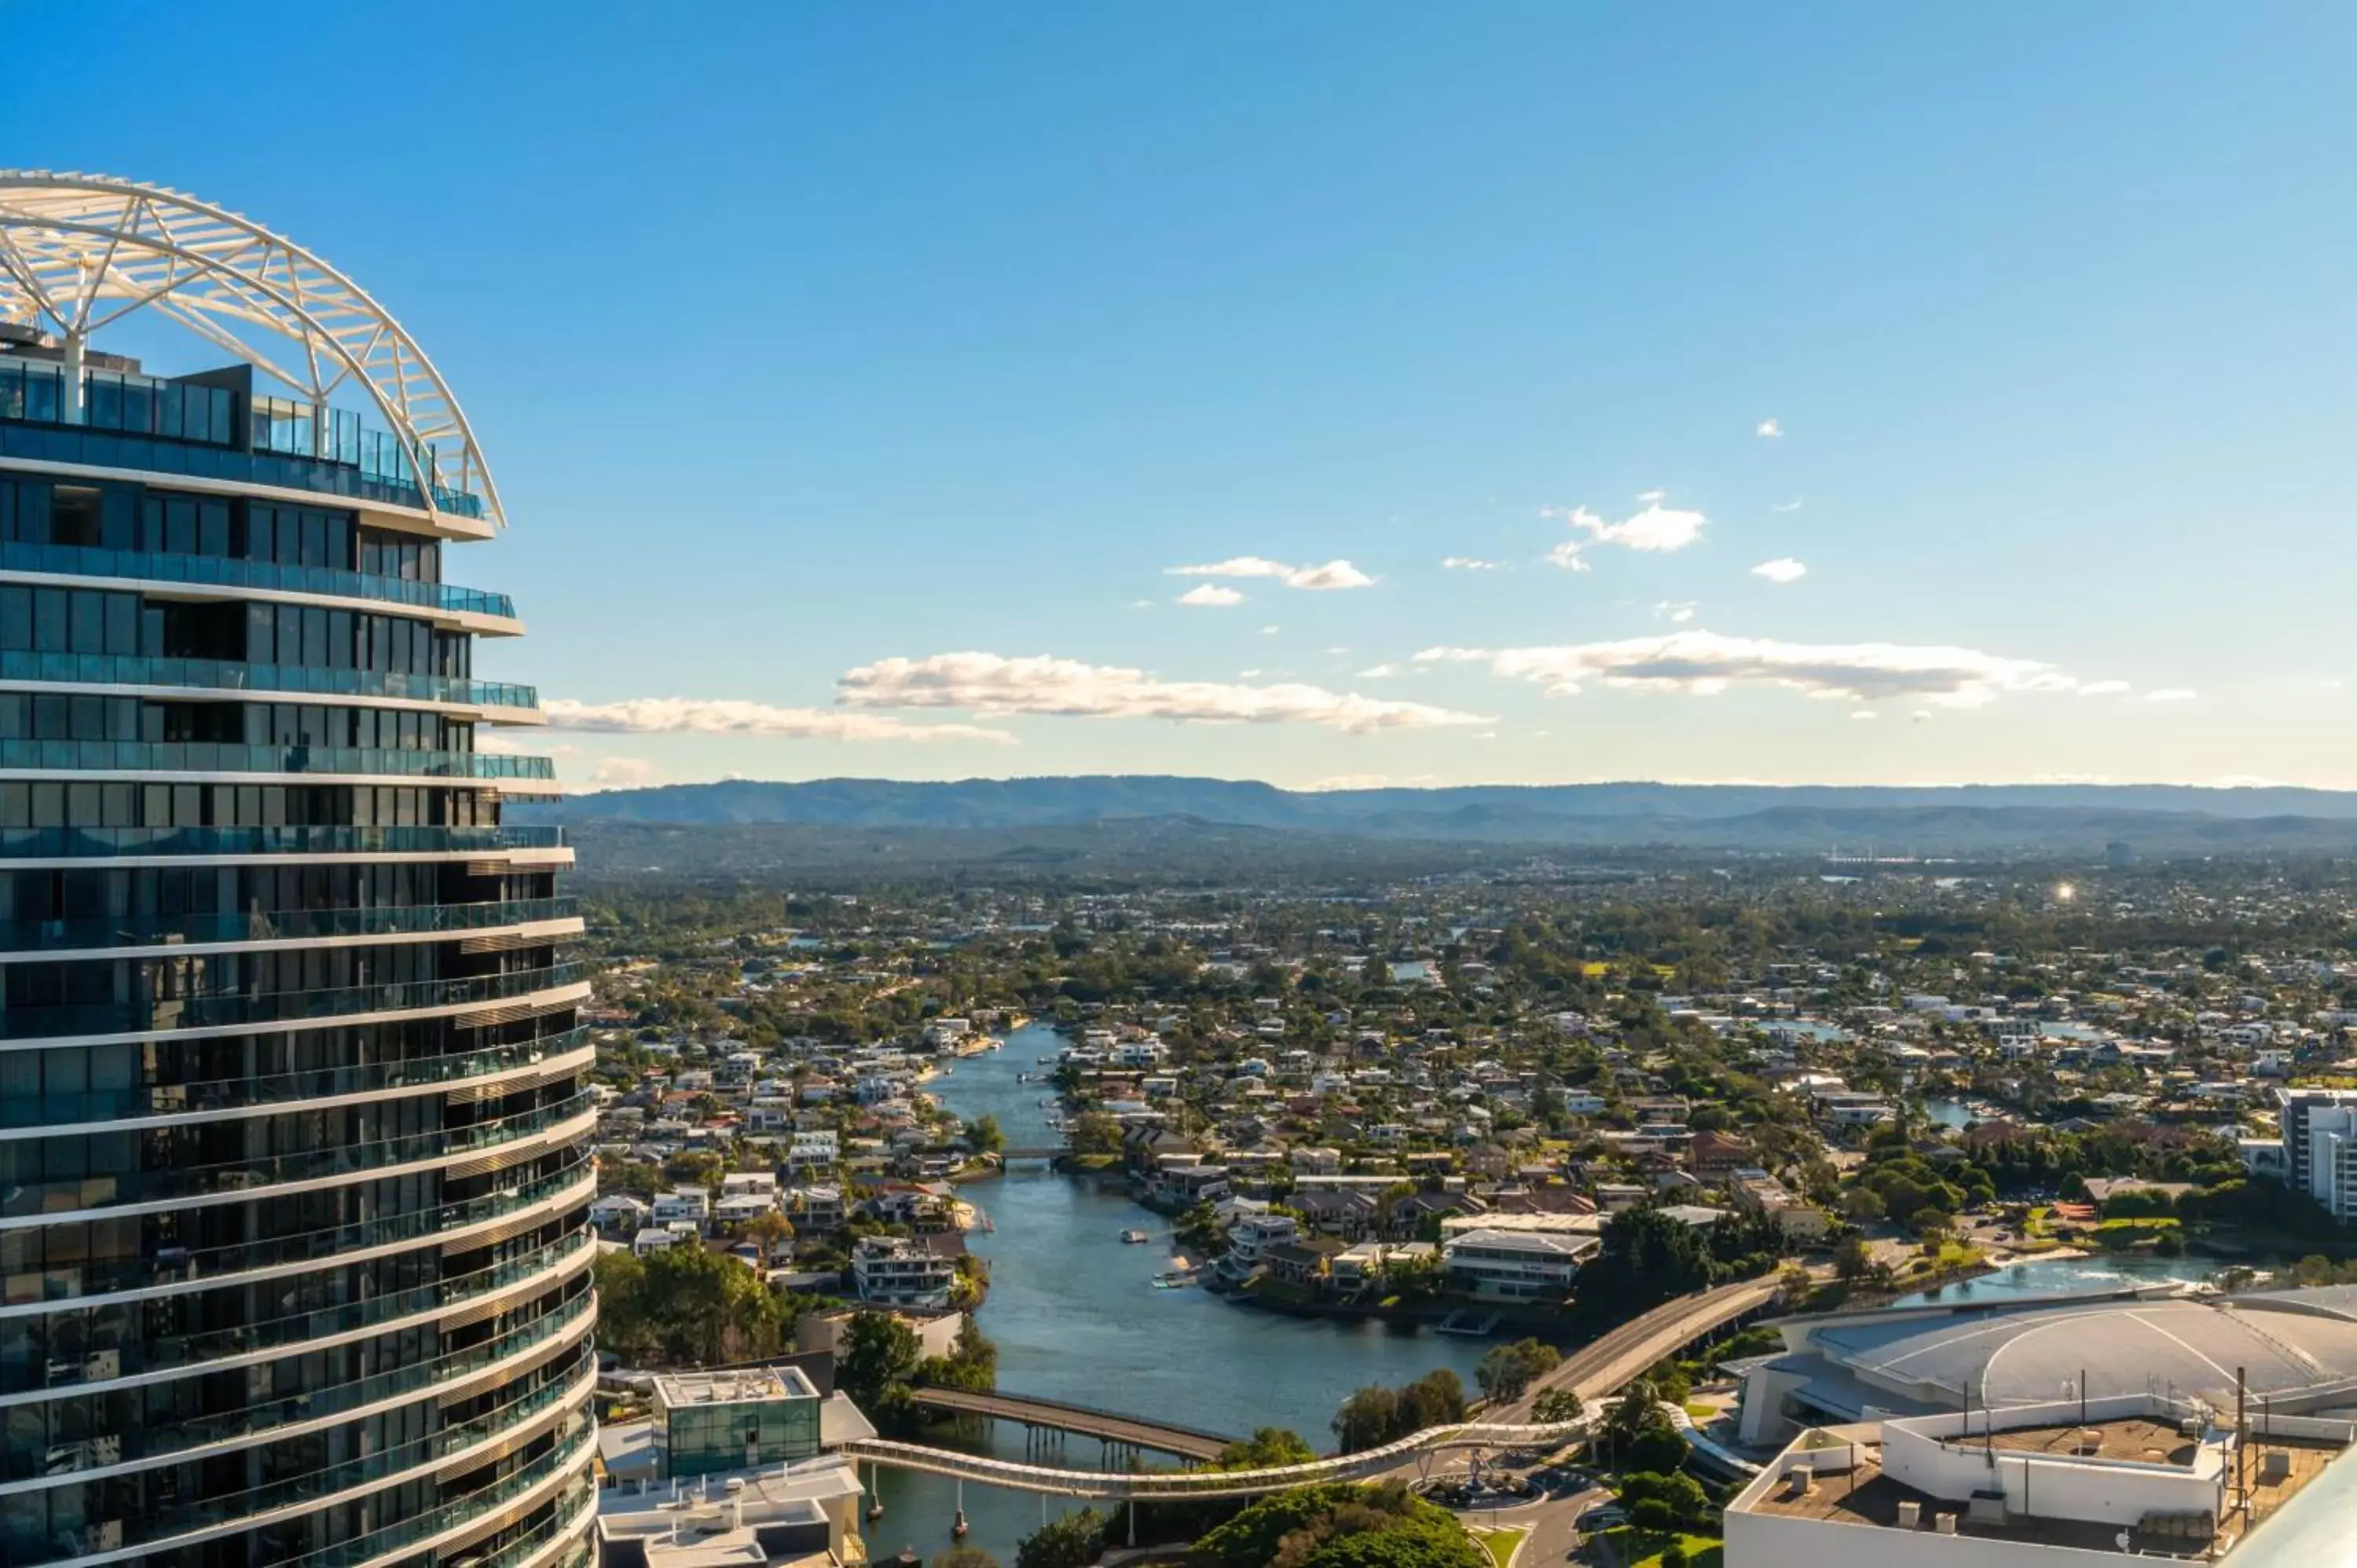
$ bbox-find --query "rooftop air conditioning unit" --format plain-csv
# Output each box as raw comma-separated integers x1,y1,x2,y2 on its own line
1896,1500,1921,1529
1935,1514,1959,1536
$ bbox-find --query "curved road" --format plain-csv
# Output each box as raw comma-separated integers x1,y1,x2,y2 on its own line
1494,1277,1785,1423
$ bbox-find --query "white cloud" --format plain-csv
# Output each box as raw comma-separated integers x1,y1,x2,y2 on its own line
1541,497,1708,570
838,653,1492,732
1772,496,1804,513
1653,600,1699,624
1415,629,2083,707
1851,710,1879,721
1261,625,1281,636
1911,709,1932,723
1300,773,1435,792
1442,557,1502,571
1356,664,1402,678
2143,687,2199,702
1750,557,1808,584
1756,418,1783,438
1168,555,1375,591
544,697,1014,744
1176,583,1243,607
578,756,661,793
2077,680,2132,698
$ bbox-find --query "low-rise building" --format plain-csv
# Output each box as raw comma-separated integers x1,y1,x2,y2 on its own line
1441,1226,1596,1301
850,1234,958,1309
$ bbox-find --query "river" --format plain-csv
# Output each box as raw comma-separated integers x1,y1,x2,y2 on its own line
858,1023,2205,1561
858,1021,1493,1562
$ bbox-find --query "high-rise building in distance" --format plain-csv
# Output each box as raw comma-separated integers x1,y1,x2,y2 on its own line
0,174,592,1568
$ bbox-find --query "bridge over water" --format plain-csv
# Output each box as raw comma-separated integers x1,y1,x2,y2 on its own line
908,1387,1237,1462
859,1277,1789,1499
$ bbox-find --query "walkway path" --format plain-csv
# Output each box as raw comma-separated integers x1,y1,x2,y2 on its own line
907,1387,1236,1462
843,1416,1591,1500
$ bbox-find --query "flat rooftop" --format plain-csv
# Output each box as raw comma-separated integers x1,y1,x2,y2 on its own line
1742,1422,2341,1559
652,1367,819,1406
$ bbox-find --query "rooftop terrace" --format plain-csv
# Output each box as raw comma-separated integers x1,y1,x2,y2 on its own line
1739,1416,2344,1560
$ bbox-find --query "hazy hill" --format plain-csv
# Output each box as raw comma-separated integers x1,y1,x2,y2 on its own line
522,776,2357,859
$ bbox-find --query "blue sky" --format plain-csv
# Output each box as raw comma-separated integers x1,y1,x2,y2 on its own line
8,2,2357,791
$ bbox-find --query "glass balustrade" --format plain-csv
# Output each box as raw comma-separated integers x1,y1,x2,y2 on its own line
0,1092,593,1214
12,1368,596,1566
0,1025,590,1128
0,895,574,954
0,958,588,1039
17,1158,594,1304
264,1412,600,1568
2,1226,593,1394
0,737,551,780
0,824,563,858
5,1286,593,1481
0,648,536,710
0,417,489,521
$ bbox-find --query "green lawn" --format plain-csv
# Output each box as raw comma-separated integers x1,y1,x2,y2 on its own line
1466,1524,1530,1568
1682,1402,1717,1420
1622,1532,1724,1568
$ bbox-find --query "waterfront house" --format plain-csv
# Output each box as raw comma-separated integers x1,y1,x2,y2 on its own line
850,1235,958,1309
1442,1227,1594,1301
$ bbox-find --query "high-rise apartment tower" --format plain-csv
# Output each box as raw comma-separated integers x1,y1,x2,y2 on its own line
0,174,592,1568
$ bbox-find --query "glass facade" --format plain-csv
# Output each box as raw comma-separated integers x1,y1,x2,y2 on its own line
0,325,588,1567
651,1373,825,1479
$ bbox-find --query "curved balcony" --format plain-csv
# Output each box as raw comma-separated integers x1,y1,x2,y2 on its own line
0,959,588,1040
31,1158,593,1306
0,1027,589,1130
14,1361,596,1567
0,537,511,620
0,894,575,956
0,1093,592,1218
271,1409,599,1568
2,1225,593,1397
0,737,552,782
0,823,563,860
0,416,487,520
6,1284,592,1482
0,649,536,713
446,1478,599,1568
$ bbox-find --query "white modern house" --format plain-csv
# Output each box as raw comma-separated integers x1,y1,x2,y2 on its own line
849,1236,958,1309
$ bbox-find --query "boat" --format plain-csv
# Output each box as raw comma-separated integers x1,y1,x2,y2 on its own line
1120,1229,1152,1244
1153,1273,1192,1289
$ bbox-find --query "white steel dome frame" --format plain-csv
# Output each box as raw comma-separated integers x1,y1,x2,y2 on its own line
0,170,502,526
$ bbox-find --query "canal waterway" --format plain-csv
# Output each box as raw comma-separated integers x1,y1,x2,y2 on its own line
858,1023,2225,1560
858,1022,1494,1561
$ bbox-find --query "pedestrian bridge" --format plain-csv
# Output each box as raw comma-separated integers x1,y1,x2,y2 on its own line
841,1414,1591,1500
907,1387,1237,1462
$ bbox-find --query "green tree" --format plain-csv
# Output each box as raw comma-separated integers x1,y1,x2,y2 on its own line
1065,1112,1124,1158
969,1113,1006,1156
937,1550,999,1568
1333,1387,1402,1453
1533,1387,1582,1424
1216,1427,1318,1467
1398,1369,1465,1431
1015,1508,1106,1568
1475,1339,1561,1402
838,1311,922,1427
595,1244,792,1364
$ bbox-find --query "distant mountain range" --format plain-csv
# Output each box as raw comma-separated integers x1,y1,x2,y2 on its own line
523,776,2357,856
